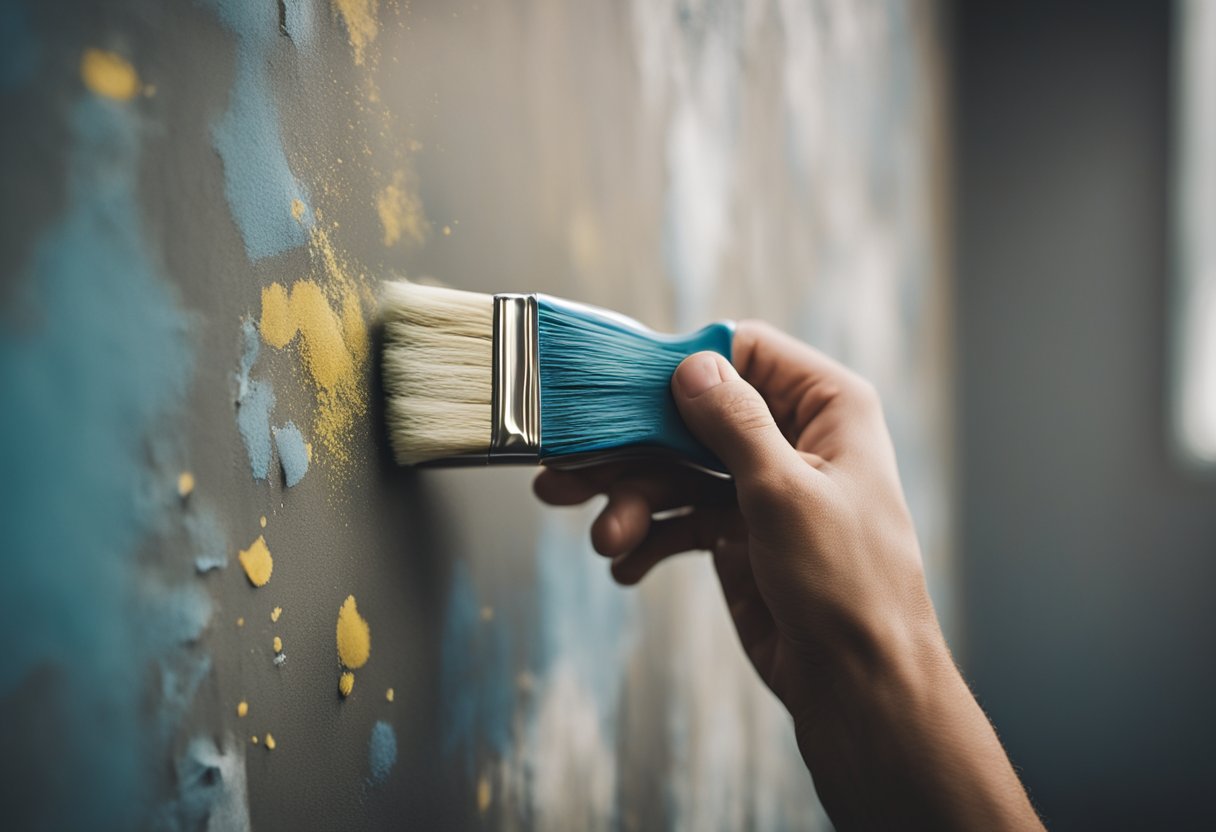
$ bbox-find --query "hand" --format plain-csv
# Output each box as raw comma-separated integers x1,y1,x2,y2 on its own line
534,321,1042,831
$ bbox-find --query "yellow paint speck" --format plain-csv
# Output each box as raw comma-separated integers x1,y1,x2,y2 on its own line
385,688,394,702
442,225,452,236
291,198,306,222
273,636,283,653
80,48,141,101
271,606,282,622
238,535,273,587
339,671,355,697
264,733,276,750
480,605,494,622
237,617,245,628
336,595,371,668
237,701,248,718
333,0,380,66
477,774,492,814
251,735,258,745
177,471,195,498
260,515,267,529
376,169,428,247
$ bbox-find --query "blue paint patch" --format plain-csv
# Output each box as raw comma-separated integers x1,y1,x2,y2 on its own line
186,507,228,572
439,559,516,773
283,0,315,47
234,319,275,480
272,420,309,486
0,92,199,828
155,735,250,832
203,0,314,260
368,721,398,785
0,2,39,90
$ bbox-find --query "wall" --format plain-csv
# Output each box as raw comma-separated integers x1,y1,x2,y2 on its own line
954,2,1216,828
0,1,947,829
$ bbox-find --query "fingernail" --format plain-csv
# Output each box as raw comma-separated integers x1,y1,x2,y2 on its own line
676,352,727,398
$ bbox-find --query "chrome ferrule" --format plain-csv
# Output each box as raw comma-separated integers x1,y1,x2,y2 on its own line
489,293,541,461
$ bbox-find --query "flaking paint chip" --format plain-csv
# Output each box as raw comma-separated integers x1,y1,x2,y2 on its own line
273,636,282,653
264,733,276,750
339,671,355,697
271,606,282,622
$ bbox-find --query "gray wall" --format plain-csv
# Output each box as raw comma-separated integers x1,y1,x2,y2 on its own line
954,2,1216,828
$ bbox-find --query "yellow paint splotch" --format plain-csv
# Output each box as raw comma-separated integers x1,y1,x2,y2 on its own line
477,774,492,814
385,687,394,703
260,515,268,529
333,0,379,66
273,636,283,653
339,671,355,697
291,198,306,222
336,595,370,669
258,275,367,472
80,48,140,101
237,701,249,718
376,170,428,247
177,471,194,498
264,733,276,750
238,535,273,587
271,606,282,623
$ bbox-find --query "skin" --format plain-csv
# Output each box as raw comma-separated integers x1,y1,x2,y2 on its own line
534,321,1044,831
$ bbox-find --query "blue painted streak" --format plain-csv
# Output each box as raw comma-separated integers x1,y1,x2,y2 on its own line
438,559,516,773
0,94,204,828
235,318,275,480
204,0,314,260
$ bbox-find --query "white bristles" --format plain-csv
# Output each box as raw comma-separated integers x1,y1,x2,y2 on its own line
380,281,494,465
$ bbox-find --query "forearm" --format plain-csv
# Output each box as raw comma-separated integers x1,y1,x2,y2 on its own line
793,621,1043,831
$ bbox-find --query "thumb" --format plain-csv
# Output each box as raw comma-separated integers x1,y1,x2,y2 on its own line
672,352,802,485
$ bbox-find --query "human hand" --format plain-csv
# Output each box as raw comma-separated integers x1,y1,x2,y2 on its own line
534,321,1041,830
535,321,934,711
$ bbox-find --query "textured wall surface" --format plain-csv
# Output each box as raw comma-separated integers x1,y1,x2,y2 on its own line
0,1,946,829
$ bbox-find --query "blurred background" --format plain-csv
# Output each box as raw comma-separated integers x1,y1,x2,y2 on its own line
956,2,1216,828
0,0,1212,830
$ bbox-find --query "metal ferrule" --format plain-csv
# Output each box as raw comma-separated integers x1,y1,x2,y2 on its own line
489,293,541,461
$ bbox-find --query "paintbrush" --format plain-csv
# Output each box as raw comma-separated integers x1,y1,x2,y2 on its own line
380,280,734,476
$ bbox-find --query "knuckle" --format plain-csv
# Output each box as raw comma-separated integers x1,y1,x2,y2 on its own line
849,376,883,411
